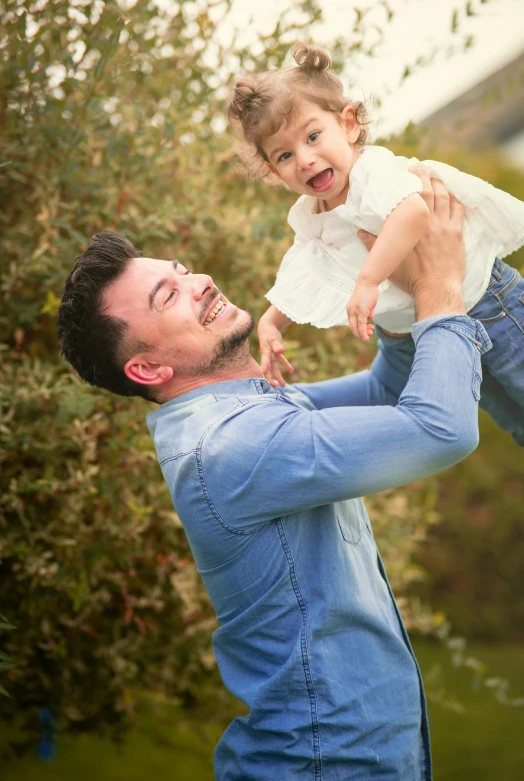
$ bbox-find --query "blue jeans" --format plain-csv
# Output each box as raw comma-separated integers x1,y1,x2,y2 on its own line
469,258,524,446
377,258,524,447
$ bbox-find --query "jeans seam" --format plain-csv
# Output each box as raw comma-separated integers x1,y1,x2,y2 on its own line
490,266,518,297
276,519,322,780
491,289,524,336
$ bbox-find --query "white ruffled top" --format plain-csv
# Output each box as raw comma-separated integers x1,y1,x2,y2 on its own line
266,145,524,333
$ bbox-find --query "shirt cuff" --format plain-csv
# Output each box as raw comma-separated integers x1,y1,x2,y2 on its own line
412,314,492,355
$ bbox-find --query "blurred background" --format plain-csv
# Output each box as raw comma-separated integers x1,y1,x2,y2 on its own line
0,0,523,779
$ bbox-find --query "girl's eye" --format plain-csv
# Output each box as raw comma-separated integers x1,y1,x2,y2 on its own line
165,291,175,305
307,131,320,143
277,152,292,163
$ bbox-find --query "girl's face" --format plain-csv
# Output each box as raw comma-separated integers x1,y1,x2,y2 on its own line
262,101,361,210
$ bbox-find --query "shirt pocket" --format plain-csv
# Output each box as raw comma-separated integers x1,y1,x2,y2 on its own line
335,500,364,546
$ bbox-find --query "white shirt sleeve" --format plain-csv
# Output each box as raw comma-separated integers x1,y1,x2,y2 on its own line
351,147,424,226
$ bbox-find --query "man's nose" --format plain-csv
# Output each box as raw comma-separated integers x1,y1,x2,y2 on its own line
188,272,214,299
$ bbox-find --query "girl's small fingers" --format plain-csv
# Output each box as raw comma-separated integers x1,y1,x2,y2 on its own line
271,340,284,354
260,349,276,379
359,327,369,342
264,369,277,387
273,365,286,386
262,364,274,384
277,354,294,373
260,348,271,365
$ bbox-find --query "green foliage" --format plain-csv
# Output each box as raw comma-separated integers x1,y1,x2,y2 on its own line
414,409,524,643
1,0,522,759
0,613,16,698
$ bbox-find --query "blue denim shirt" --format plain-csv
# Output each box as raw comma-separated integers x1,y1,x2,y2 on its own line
147,315,490,781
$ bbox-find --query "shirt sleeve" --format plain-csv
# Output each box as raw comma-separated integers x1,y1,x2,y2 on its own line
201,317,490,529
294,329,416,409
353,147,424,227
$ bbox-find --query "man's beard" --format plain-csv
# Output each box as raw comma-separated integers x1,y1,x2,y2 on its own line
193,310,255,376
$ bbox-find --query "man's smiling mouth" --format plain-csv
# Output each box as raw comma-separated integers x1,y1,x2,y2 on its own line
203,295,227,325
306,168,335,192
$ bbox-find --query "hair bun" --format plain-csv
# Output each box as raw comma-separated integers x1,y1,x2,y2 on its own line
226,79,263,124
292,42,331,72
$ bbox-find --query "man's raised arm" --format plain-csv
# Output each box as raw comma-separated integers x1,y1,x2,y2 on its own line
203,172,490,529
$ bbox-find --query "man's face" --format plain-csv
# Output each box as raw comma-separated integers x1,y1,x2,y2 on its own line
103,256,254,384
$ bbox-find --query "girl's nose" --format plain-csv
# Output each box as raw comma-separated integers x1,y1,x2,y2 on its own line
296,146,315,170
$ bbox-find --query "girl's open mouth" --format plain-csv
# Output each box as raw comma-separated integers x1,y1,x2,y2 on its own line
307,168,335,193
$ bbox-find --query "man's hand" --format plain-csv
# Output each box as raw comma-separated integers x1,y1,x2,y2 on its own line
358,165,467,321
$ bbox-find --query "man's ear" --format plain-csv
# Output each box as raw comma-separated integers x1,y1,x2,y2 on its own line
341,106,361,144
124,357,174,386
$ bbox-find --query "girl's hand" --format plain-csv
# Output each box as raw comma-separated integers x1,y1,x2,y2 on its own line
346,282,378,341
258,322,294,387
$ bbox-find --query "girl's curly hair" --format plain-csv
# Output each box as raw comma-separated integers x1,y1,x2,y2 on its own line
226,42,371,181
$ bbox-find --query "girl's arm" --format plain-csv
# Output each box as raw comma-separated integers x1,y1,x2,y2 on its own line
347,193,430,340
258,305,294,388
259,304,293,333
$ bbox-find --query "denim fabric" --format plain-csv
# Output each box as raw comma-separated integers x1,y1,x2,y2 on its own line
147,315,487,781
468,258,524,445
374,259,524,447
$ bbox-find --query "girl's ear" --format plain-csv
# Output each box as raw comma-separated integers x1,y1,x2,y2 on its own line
341,106,361,144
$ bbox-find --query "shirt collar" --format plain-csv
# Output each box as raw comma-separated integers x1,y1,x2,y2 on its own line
155,377,275,410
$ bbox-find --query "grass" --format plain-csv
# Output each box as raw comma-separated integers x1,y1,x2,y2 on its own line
2,642,523,781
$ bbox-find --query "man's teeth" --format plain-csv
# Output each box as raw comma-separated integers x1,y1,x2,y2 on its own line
204,299,225,325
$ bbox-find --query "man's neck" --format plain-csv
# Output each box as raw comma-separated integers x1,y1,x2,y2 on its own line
159,354,264,403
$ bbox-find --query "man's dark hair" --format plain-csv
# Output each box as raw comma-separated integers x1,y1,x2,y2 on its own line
57,230,155,401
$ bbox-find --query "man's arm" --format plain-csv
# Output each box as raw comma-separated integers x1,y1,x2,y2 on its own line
292,329,415,411
203,314,485,529
201,172,489,529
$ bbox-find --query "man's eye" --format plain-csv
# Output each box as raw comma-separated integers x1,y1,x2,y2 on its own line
184,269,192,275
277,152,292,163
307,131,320,143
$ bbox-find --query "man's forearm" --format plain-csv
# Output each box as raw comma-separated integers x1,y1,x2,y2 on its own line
413,281,466,321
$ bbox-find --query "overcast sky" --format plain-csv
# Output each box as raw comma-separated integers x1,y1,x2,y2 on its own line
222,0,524,138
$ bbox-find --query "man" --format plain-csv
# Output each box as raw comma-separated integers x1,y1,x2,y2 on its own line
58,171,489,780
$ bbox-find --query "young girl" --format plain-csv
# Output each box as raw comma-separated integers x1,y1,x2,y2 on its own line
226,42,524,446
